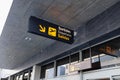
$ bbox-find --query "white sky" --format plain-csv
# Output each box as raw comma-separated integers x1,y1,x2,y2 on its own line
0,0,13,36
0,69,18,78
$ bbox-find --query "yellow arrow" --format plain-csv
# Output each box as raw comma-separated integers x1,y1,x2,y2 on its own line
39,25,46,33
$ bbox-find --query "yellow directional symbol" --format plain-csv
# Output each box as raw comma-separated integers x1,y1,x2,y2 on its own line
39,25,46,33
48,27,57,37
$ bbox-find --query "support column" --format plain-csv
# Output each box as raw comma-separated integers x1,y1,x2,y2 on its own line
79,51,83,80
31,65,41,80
14,75,17,80
39,66,41,79
10,76,14,80
18,75,20,80
54,60,57,77
22,73,24,80
8,76,11,80
28,70,31,80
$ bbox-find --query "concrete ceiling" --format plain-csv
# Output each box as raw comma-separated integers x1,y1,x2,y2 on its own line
0,0,119,69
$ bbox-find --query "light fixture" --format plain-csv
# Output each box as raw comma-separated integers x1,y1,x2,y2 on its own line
25,37,32,41
74,31,77,36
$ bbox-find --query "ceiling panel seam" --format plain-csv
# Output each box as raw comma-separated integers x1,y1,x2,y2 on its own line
40,0,55,17
65,0,98,25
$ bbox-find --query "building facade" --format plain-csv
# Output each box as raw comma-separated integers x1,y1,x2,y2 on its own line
1,0,120,80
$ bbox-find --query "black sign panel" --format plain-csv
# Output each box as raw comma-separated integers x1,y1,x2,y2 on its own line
28,16,74,44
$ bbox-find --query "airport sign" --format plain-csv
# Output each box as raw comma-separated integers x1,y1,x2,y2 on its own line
28,16,74,44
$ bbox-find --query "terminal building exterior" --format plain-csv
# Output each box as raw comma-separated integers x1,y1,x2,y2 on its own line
0,0,120,80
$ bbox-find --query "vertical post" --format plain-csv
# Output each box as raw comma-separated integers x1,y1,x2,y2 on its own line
54,60,57,77
8,76,11,80
110,76,113,80
14,75,17,80
10,76,14,80
31,65,41,80
18,75,20,80
22,73,24,80
69,55,71,64
89,48,92,64
98,53,100,62
39,66,41,79
79,51,83,80
28,70,31,80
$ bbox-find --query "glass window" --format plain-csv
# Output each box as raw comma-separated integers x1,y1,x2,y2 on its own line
57,57,69,76
45,68,54,79
68,52,80,75
82,49,91,61
70,52,79,63
100,54,114,62
92,37,120,62
57,64,69,76
82,47,102,71
90,37,120,69
41,66,46,78
41,62,54,79
112,75,120,80
12,69,32,80
91,47,100,63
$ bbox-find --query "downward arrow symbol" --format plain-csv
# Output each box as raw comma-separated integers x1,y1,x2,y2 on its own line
39,25,46,33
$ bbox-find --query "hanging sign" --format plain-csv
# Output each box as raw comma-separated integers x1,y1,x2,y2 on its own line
28,16,74,44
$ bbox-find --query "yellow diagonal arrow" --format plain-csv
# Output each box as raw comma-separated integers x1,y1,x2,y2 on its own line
39,25,46,33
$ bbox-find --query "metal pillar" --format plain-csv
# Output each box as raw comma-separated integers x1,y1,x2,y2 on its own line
22,73,24,80
79,51,83,80
8,76,11,80
28,70,31,80
10,76,14,80
39,66,41,79
54,60,57,77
